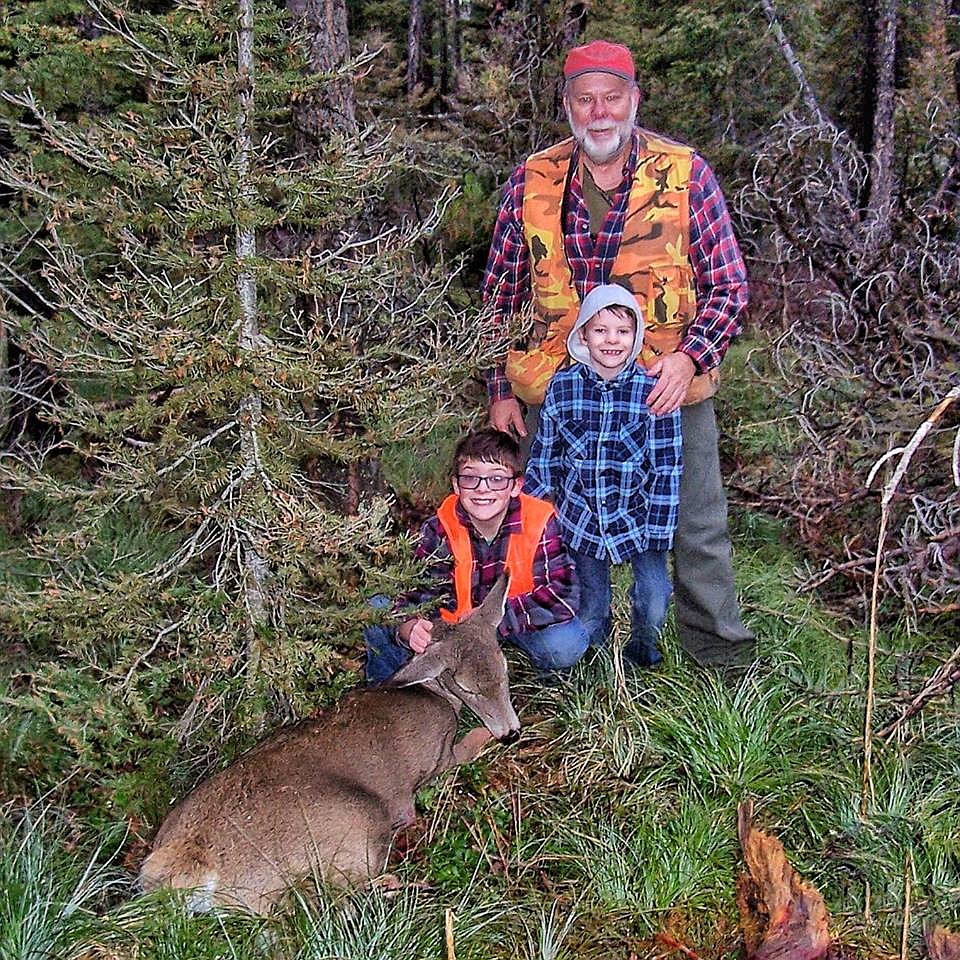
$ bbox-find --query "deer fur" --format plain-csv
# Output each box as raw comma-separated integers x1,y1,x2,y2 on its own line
139,574,520,914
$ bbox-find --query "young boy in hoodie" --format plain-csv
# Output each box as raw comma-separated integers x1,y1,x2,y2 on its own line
524,284,683,668
364,428,589,684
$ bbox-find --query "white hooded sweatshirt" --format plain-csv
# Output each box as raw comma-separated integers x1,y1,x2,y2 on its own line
566,283,646,373
524,283,683,561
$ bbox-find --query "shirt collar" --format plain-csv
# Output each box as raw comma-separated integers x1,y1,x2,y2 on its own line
570,126,640,191
454,495,523,538
576,359,641,386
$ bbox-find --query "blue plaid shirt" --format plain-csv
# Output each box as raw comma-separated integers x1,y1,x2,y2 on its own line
524,363,682,562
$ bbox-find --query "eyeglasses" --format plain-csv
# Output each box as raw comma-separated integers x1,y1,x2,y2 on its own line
456,474,517,491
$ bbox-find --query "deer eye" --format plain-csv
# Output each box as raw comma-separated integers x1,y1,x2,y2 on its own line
446,673,478,698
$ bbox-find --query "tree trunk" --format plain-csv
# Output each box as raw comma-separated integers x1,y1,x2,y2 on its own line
952,0,960,106
405,0,422,96
855,0,881,158
758,0,854,204
919,0,959,215
283,0,381,513
758,0,831,128
0,314,7,444
866,0,899,235
236,0,272,678
286,0,356,150
560,1,586,51
553,2,586,119
444,0,461,93
937,0,960,213
437,0,449,95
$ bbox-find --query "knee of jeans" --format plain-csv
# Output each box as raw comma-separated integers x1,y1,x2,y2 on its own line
580,609,611,636
631,575,671,610
530,647,583,672
553,647,588,670
549,622,591,668
364,598,396,650
364,622,393,643
631,599,669,636
515,622,587,671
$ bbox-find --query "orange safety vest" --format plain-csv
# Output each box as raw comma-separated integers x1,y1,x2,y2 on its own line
435,493,555,624
504,130,719,406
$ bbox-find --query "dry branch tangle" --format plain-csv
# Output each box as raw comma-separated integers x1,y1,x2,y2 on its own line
742,113,960,618
740,2,960,619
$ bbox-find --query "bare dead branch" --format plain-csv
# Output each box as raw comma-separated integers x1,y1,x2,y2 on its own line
877,643,960,741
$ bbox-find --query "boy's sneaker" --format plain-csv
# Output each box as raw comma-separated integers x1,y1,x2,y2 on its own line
622,643,663,670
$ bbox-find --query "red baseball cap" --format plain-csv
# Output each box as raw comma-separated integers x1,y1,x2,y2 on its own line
563,40,636,82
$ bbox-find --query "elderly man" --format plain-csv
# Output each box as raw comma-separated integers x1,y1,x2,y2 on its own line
482,39,753,666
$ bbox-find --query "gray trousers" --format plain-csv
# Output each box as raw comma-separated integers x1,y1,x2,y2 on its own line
520,398,753,666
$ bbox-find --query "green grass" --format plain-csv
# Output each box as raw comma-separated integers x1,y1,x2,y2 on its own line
3,334,960,957
560,794,735,925
0,810,128,960
516,901,580,960
3,505,958,957
276,884,509,960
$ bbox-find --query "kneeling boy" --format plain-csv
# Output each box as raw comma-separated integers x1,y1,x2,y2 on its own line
365,428,589,683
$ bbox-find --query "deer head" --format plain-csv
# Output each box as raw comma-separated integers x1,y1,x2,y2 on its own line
388,574,520,743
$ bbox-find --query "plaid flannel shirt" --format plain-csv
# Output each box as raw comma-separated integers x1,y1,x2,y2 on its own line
394,496,579,637
524,363,683,563
482,128,748,402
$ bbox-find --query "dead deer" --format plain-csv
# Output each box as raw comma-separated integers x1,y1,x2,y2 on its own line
139,574,520,914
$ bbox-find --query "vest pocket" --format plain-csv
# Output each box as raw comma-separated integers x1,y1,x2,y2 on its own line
644,264,695,333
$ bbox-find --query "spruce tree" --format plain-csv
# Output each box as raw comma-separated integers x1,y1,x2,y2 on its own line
0,0,502,809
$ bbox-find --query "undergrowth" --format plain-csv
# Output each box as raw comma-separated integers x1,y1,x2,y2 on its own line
2,342,959,958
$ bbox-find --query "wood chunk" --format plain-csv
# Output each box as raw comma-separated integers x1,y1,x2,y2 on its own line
737,800,831,960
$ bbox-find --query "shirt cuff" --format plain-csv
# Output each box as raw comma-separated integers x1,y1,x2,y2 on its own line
486,366,515,404
679,336,721,374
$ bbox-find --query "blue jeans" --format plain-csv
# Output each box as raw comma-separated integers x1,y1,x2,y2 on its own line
364,602,589,684
571,548,671,668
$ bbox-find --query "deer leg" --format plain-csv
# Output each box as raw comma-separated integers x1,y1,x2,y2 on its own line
452,727,492,765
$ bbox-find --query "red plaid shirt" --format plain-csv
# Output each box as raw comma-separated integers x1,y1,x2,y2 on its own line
481,128,749,402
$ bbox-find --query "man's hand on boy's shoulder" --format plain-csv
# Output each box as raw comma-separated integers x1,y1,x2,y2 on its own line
399,616,434,654
646,351,696,415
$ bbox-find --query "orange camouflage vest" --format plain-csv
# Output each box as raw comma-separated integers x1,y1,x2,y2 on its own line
436,493,555,624
504,130,719,406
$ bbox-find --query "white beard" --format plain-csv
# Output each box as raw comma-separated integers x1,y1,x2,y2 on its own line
567,102,638,164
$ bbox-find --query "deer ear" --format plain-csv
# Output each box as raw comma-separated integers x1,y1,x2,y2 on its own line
473,573,509,629
389,644,450,687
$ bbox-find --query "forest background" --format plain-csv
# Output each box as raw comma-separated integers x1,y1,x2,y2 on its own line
0,0,958,957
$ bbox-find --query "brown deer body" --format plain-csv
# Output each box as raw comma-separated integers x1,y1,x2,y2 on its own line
139,575,520,914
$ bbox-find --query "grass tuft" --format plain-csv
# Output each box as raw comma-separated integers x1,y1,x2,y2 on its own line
0,808,127,960
276,883,508,959
518,900,578,960
562,793,736,931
